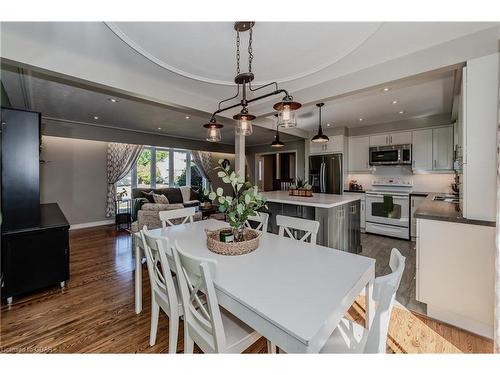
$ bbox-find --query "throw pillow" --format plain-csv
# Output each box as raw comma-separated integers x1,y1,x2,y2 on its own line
141,190,155,203
179,186,191,203
153,193,169,204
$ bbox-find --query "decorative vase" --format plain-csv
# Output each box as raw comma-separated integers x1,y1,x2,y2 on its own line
233,224,246,242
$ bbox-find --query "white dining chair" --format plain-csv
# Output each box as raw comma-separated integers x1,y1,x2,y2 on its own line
172,241,261,353
159,207,196,228
245,211,269,232
320,248,406,354
276,215,320,244
140,226,183,353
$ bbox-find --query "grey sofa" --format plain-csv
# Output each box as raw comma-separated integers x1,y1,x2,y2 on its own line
130,186,202,232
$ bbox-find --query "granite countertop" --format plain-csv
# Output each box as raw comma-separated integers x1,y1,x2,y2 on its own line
414,193,495,227
261,191,360,209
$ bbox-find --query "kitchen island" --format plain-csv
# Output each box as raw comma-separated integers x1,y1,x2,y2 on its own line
260,191,361,253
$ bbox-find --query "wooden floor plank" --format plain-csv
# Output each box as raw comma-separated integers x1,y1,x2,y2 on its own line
0,225,493,354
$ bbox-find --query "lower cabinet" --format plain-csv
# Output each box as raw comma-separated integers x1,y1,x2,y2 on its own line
266,201,361,253
410,194,427,240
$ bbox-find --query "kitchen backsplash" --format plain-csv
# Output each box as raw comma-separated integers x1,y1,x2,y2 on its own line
347,166,454,193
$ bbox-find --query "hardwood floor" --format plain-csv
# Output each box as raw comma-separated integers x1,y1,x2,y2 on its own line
0,225,493,354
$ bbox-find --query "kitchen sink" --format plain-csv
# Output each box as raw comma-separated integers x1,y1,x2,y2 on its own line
433,195,459,203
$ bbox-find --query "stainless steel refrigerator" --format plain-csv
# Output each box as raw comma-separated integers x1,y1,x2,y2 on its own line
309,153,343,194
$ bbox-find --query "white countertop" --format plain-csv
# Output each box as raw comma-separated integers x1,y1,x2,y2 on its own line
260,191,361,208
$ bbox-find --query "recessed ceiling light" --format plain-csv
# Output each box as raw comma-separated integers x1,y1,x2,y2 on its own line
359,118,364,122
383,87,390,92
93,116,99,120
327,123,331,127
185,116,190,119
108,98,118,103
157,127,162,130
399,110,405,114
392,100,398,104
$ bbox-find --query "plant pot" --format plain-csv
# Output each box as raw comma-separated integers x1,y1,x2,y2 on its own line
233,225,246,242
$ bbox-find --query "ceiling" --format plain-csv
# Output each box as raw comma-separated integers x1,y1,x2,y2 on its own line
1,66,300,146
287,70,456,132
1,22,498,145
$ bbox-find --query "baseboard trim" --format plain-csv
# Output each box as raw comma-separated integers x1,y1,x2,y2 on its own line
70,219,115,230
427,305,493,339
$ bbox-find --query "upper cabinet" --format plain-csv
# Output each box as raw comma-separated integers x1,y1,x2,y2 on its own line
412,129,433,170
432,127,454,170
348,136,371,172
369,131,411,147
309,135,344,155
412,126,453,172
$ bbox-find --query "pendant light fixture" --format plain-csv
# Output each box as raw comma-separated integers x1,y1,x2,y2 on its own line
202,22,302,142
203,117,223,142
311,103,329,143
271,114,285,148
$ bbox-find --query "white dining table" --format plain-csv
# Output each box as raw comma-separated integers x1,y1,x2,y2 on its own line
133,219,375,353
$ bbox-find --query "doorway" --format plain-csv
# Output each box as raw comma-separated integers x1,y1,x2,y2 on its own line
255,151,297,191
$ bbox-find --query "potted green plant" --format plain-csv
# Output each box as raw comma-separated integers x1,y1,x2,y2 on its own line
204,160,267,242
289,178,313,197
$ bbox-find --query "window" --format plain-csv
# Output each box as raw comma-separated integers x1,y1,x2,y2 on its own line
155,149,169,188
116,146,206,198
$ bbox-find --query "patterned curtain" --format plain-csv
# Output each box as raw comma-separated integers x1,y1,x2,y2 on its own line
192,151,213,182
105,142,144,217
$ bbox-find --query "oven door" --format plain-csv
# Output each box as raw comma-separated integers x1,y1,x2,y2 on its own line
369,147,400,165
365,192,409,227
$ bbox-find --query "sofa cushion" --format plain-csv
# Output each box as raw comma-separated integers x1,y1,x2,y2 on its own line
179,186,191,203
153,193,170,204
141,190,155,203
141,203,184,211
163,188,183,204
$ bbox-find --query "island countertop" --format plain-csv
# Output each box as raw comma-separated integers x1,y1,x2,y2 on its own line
260,191,360,209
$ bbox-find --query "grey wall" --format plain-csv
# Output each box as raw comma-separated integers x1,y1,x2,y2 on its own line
42,117,235,153
40,136,109,225
245,139,306,185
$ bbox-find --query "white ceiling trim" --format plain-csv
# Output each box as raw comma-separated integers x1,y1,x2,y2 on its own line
104,22,383,86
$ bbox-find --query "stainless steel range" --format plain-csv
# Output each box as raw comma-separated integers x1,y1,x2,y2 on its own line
365,177,413,240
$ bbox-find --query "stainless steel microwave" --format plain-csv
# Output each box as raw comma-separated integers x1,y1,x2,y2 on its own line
369,144,412,166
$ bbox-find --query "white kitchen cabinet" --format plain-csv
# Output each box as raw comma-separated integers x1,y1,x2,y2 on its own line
412,129,433,170
347,136,370,172
411,126,453,172
432,126,454,170
416,218,495,338
310,135,343,155
390,131,412,145
410,194,426,239
369,131,411,147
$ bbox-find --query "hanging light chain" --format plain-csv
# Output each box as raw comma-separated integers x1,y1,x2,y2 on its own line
236,31,241,75
248,26,253,73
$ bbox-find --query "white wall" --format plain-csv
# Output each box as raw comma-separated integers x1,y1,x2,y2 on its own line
348,166,454,193
40,136,109,226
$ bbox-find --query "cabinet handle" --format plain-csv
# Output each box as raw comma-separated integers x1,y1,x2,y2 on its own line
433,160,437,168
390,135,393,144
385,136,388,144
351,205,356,214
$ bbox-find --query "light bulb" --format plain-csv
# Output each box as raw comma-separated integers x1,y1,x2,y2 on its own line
236,116,253,136
206,127,221,142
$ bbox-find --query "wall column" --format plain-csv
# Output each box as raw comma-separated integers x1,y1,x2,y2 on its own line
235,133,245,176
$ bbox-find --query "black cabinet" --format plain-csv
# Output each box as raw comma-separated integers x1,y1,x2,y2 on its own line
1,204,70,302
1,107,41,232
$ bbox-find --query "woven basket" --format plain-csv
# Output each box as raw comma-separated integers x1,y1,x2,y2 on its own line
205,227,261,256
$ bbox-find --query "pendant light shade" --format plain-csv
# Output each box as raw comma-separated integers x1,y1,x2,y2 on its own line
273,96,301,128
271,114,285,148
203,118,223,142
311,103,329,143
233,110,255,136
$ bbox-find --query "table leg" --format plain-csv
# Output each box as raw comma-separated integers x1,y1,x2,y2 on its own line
365,279,374,329
135,242,142,314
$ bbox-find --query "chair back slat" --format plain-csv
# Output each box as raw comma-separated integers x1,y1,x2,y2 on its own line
364,248,406,353
245,212,269,232
276,215,320,244
159,207,196,228
139,226,179,311
172,241,226,353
